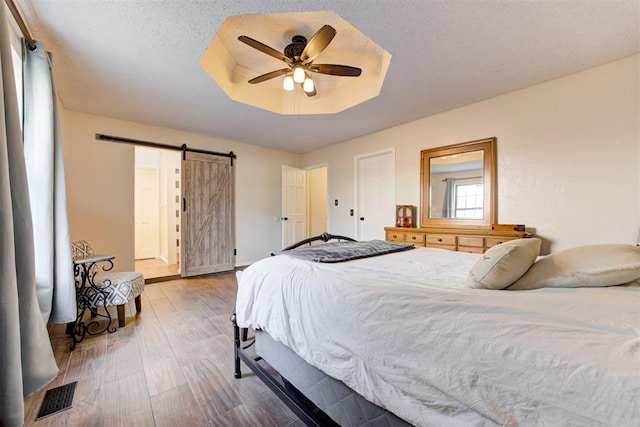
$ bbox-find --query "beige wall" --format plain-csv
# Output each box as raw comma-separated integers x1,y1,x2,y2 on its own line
60,55,639,267
303,55,640,253
62,110,302,270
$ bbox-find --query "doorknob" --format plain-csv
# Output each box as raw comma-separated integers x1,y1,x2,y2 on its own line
359,217,365,221
282,217,289,221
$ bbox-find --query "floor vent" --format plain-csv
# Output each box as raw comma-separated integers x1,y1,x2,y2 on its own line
36,382,77,420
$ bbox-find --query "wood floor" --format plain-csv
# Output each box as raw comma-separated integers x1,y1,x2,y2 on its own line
23,271,302,427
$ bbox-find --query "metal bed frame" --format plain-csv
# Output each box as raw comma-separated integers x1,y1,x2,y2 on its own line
232,233,356,426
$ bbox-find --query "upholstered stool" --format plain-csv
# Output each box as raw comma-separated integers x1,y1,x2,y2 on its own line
93,271,145,327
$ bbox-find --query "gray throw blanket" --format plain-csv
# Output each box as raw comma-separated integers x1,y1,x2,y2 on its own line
279,239,414,263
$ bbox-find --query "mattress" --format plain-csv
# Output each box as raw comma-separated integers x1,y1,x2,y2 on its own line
256,329,411,427
236,247,640,426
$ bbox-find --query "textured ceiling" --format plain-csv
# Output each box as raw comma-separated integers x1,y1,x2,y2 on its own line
16,0,640,153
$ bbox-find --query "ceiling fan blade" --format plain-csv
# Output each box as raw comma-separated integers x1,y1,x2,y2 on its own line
248,68,290,84
309,64,362,77
238,35,292,65
300,25,336,64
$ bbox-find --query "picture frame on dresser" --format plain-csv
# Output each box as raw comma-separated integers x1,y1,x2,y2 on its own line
395,205,416,228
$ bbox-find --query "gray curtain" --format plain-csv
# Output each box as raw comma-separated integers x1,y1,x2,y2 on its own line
23,39,75,324
0,5,59,426
442,177,456,218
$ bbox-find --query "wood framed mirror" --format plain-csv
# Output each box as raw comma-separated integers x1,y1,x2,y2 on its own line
420,137,496,228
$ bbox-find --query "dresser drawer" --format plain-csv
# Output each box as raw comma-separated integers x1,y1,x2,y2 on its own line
426,235,457,246
458,236,484,248
485,237,516,248
427,243,457,251
458,246,484,254
386,231,405,242
404,233,425,245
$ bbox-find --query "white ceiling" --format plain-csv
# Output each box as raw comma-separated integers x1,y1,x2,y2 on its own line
16,0,640,153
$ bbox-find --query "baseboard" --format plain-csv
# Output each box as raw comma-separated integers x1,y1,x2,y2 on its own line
235,259,260,267
145,274,181,284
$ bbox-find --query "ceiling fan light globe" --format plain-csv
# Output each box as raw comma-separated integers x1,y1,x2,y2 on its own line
283,76,294,91
303,77,315,93
293,66,306,83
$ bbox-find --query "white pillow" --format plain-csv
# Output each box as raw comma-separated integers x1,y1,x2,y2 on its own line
467,238,541,289
507,244,640,290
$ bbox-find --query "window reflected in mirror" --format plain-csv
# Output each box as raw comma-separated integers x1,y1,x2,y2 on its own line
429,150,484,219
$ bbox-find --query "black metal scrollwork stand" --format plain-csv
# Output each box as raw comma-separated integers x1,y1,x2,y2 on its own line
66,255,117,350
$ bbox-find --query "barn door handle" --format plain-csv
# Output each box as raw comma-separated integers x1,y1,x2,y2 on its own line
359,217,365,221
182,198,186,212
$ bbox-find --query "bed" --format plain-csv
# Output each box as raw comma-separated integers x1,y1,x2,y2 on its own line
233,234,640,426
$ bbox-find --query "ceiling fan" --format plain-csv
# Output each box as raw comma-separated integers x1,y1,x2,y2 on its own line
238,25,362,97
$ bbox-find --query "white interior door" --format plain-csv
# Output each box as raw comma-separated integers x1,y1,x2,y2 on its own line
282,166,307,247
356,150,395,241
135,167,159,259
181,152,234,277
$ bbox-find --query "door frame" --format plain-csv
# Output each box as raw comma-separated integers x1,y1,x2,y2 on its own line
353,148,396,240
305,163,329,237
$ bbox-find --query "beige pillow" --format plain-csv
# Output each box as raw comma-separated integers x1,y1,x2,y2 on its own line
507,244,640,290
467,238,541,289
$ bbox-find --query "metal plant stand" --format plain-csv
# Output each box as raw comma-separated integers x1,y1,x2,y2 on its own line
66,254,117,350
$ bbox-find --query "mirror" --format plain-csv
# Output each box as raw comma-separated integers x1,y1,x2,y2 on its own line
420,137,496,228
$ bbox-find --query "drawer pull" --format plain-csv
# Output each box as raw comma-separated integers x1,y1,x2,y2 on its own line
392,234,397,238
437,238,443,242
411,236,416,240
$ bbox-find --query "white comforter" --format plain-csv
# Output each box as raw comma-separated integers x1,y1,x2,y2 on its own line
235,247,640,426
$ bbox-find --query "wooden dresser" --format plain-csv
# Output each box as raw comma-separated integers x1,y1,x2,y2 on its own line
384,227,531,254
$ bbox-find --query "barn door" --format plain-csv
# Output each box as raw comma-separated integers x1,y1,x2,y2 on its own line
181,152,234,277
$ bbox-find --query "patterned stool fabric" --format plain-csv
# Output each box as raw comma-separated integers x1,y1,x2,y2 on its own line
71,240,95,259
90,272,145,307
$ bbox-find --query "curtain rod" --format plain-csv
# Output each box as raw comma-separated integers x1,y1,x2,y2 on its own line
4,0,36,50
95,133,236,165
442,176,481,182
